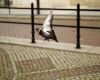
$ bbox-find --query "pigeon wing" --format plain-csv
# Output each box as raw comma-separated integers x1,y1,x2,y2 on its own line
43,10,53,32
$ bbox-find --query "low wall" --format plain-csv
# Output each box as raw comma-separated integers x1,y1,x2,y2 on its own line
11,0,100,8
70,0,100,7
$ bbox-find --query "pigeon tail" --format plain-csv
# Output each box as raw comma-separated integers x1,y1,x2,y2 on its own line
53,36,58,42
50,30,58,42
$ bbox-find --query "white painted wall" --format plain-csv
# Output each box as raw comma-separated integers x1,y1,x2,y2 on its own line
11,0,69,8
12,0,36,7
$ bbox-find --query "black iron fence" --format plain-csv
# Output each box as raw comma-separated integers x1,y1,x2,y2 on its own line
0,3,100,48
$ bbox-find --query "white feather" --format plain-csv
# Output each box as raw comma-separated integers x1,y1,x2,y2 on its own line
43,10,53,33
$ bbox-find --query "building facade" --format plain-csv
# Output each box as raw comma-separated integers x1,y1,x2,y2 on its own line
0,0,100,8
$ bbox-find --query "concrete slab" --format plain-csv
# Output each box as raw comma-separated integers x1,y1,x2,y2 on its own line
0,36,100,54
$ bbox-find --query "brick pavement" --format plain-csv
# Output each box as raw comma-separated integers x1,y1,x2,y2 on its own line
0,17,100,46
0,47,14,80
0,43,100,80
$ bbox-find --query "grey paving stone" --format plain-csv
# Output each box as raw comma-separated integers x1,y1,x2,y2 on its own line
0,43,100,80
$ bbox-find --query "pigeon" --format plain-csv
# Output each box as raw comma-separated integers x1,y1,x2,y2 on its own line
36,10,58,42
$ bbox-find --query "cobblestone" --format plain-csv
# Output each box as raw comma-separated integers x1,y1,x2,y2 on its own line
0,47,14,80
0,43,100,80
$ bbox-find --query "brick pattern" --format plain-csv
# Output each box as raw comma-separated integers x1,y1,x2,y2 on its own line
0,48,14,80
0,18,100,46
16,58,55,73
17,65,100,80
0,43,100,80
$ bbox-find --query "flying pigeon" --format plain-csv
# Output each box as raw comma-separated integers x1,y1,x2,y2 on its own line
36,10,58,42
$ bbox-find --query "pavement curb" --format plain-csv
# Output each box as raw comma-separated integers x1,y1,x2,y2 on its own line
0,36,100,55
0,15,100,21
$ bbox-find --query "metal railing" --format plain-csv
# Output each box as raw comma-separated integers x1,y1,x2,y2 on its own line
0,3,100,48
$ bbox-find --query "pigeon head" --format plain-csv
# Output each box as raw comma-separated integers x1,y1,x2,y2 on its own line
36,28,41,35
36,28,39,32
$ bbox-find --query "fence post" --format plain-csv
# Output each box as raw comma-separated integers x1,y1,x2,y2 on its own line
8,0,11,14
76,4,81,48
37,0,40,15
31,3,35,43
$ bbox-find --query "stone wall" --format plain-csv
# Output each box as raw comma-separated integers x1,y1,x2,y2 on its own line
11,0,69,8
70,0,100,7
12,0,36,7
9,0,100,8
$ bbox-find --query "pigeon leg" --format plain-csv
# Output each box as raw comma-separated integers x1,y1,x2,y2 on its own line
47,39,49,42
44,38,49,42
44,38,47,41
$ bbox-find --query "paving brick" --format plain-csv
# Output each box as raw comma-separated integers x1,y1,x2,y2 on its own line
0,43,100,80
0,47,14,80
